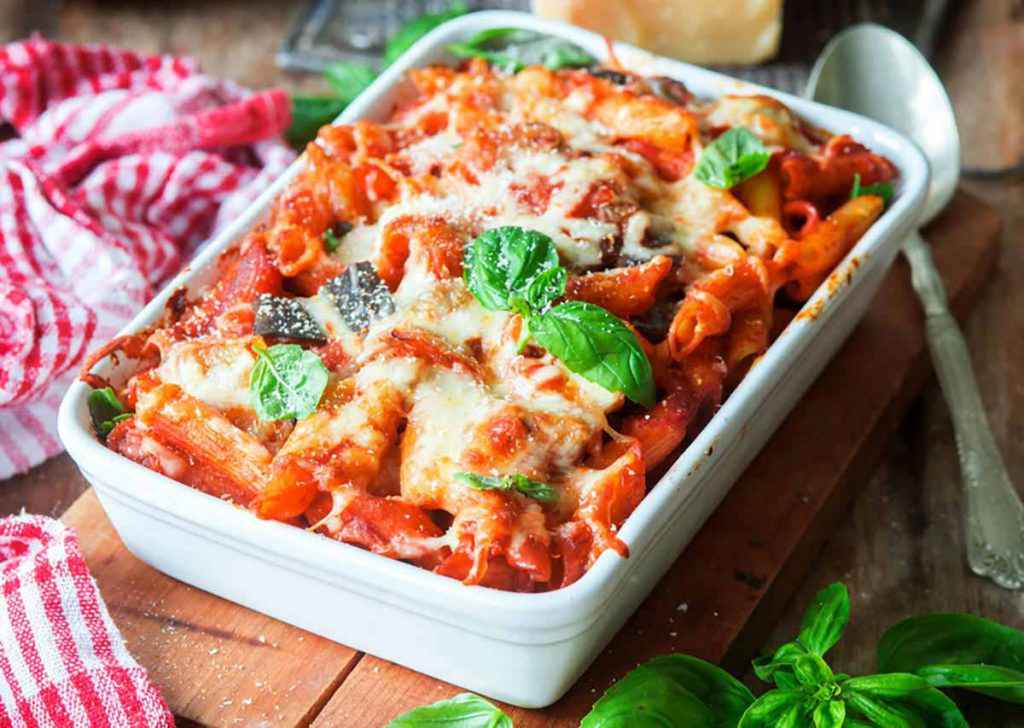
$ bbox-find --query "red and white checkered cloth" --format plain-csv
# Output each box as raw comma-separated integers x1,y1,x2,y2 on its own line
0,514,174,727
0,36,296,479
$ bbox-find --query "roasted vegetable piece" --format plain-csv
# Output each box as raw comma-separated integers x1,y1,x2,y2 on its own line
253,293,326,342
319,261,395,332
252,262,395,340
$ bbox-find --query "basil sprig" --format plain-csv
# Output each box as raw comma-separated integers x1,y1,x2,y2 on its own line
386,692,511,728
463,226,655,406
463,227,564,314
850,173,894,207
743,583,968,728
286,96,347,149
285,2,468,148
393,581,1024,726
694,127,772,190
447,28,595,73
384,1,469,65
88,387,132,438
454,471,558,504
249,342,328,421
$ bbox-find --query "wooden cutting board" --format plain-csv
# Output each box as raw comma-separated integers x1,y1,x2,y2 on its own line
62,189,1000,728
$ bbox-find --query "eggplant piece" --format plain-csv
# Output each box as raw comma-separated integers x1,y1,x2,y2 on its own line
252,262,394,341
588,68,632,85
253,293,326,342
646,76,692,106
319,261,395,333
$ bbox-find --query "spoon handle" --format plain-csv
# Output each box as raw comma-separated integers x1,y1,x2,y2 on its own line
903,232,1024,589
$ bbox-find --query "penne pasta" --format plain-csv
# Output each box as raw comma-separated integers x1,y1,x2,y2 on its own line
82,53,896,592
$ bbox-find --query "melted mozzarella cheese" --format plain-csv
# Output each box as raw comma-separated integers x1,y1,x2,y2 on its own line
155,339,255,410
705,95,815,153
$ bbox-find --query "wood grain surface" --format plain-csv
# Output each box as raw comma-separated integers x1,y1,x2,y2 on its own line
61,492,360,728
58,190,999,726
1,0,1022,725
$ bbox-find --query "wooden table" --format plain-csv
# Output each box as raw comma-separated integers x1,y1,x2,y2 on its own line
1,0,1022,725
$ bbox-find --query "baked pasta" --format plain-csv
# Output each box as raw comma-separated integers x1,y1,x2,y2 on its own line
81,54,896,592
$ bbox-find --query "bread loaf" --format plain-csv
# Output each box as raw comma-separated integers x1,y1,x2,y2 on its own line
532,0,783,65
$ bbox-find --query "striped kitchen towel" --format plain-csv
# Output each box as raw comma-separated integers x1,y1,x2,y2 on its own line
0,514,174,727
0,36,296,479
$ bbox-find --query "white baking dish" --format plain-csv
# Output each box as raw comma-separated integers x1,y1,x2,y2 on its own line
59,11,929,708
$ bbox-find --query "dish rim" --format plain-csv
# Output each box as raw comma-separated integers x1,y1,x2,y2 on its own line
58,10,929,640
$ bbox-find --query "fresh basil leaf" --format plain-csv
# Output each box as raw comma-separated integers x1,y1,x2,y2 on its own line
793,654,833,687
844,690,916,728
323,221,354,254
324,61,377,105
384,1,469,66
879,613,1024,670
88,387,131,438
581,665,717,728
250,343,328,421
812,699,845,728
523,265,567,313
448,28,595,73
753,641,810,684
851,173,894,207
323,228,342,253
797,582,850,657
878,613,1024,705
917,663,1024,704
386,692,512,728
463,226,562,312
773,670,801,691
287,95,346,149
736,690,807,728
694,127,772,190
843,674,969,728
530,301,656,407
454,472,558,504
637,655,755,727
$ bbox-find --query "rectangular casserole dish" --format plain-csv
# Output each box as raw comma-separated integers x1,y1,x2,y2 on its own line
59,11,929,709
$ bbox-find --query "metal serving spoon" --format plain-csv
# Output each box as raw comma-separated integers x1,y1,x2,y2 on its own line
807,23,1024,589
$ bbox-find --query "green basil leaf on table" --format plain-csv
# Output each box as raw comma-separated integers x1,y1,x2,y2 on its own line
384,1,469,66
772,670,801,691
463,226,562,313
842,673,969,728
736,689,808,728
851,173,894,207
530,301,656,407
917,664,1024,704
249,343,328,421
753,641,810,684
634,655,756,726
797,582,851,657
694,127,772,190
448,28,595,73
286,95,347,149
811,699,846,728
793,653,834,687
386,692,512,728
454,472,558,504
323,61,377,105
580,664,717,728
878,613,1024,704
88,387,133,437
